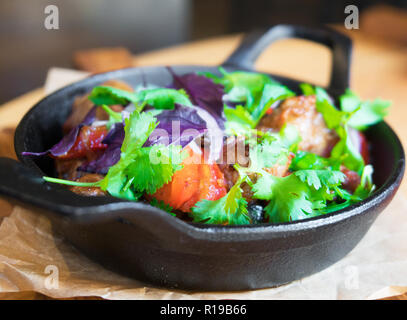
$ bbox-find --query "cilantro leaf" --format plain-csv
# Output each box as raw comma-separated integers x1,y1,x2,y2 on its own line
223,104,256,136
89,86,192,110
353,164,375,199
320,165,375,214
201,68,294,132
89,86,138,106
100,104,123,129
315,87,346,129
124,145,183,195
290,151,335,171
252,173,316,223
294,170,345,191
314,86,365,173
201,68,275,110
340,89,390,130
330,124,364,173
135,88,193,110
120,111,157,152
277,124,301,152
99,111,185,200
190,178,251,225
250,83,295,124
299,83,316,96
244,135,290,174
253,168,346,223
149,198,176,216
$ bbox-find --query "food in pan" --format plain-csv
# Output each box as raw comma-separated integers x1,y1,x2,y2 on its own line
23,68,390,225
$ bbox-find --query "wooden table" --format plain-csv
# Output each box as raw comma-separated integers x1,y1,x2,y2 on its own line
0,29,406,299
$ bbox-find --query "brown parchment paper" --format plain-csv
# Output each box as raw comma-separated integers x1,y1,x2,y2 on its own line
0,68,406,300
0,193,406,300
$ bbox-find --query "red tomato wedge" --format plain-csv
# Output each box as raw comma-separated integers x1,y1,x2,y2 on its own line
152,146,227,212
56,125,108,160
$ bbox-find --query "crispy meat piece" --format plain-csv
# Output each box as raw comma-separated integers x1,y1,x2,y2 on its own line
218,137,293,203
257,95,338,156
55,158,86,180
68,174,106,197
54,148,104,181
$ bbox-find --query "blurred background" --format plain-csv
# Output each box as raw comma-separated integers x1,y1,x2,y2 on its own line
0,0,406,104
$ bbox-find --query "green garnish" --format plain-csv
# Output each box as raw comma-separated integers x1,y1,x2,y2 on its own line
43,70,390,225
150,198,176,216
89,86,193,110
201,67,294,131
252,169,346,223
44,110,185,202
200,67,275,110
340,89,390,130
190,176,251,225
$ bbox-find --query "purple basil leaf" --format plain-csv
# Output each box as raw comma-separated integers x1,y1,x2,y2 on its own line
80,105,208,174
22,106,97,157
167,67,225,129
102,122,125,145
78,122,124,174
145,104,207,148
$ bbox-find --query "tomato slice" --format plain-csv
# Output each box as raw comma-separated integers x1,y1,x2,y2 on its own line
56,125,108,160
152,146,227,212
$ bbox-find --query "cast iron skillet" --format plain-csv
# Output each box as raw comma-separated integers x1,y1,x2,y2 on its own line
0,24,404,291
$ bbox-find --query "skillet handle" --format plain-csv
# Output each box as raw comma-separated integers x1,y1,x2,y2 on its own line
0,157,189,228
222,24,352,96
0,157,115,213
0,157,206,247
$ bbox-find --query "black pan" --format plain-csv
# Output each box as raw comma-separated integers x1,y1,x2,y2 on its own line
0,24,404,291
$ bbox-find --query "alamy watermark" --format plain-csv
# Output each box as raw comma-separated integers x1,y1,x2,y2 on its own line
344,5,359,30
44,264,59,290
44,5,59,30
